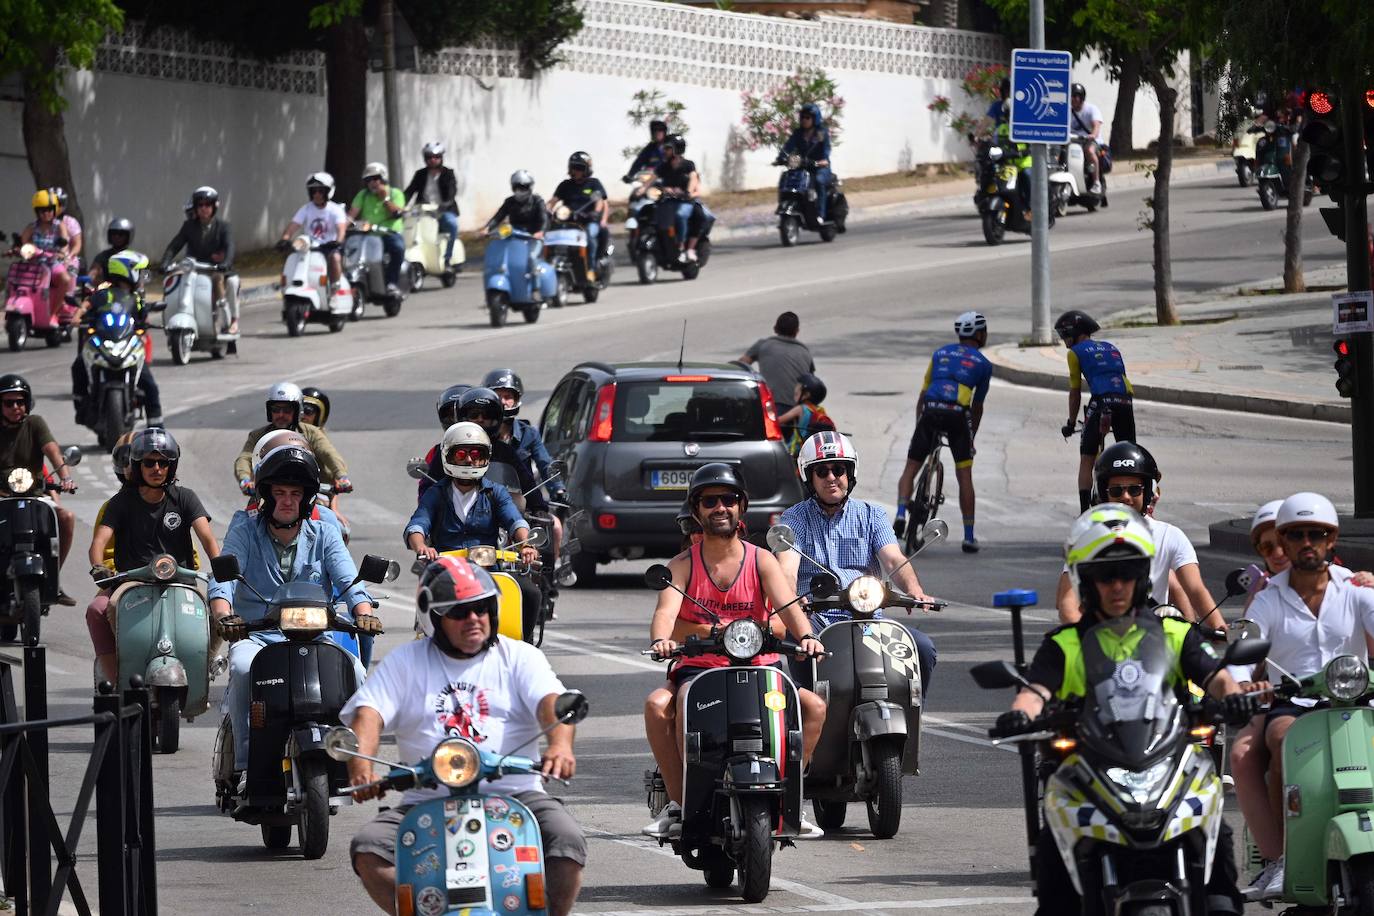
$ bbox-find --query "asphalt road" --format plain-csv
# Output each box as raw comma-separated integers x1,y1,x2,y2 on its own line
7,172,1351,915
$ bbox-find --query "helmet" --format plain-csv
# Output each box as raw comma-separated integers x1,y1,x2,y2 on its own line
31,189,57,211
1054,309,1100,342
796,372,827,405
1064,504,1156,615
510,170,534,190
687,463,748,513
422,141,446,159
191,186,219,210
663,133,687,154
649,119,668,134
481,368,524,419
568,151,592,174
676,498,702,536
112,430,137,483
457,386,504,432
1250,499,1284,536
436,384,472,429
415,556,501,652
1093,441,1160,508
300,386,331,428
106,250,149,287
265,381,304,426
0,374,33,413
796,431,858,494
251,429,310,475
128,428,180,487
106,217,135,246
1071,82,1087,99
362,162,388,183
954,310,988,338
49,187,68,215
255,445,321,521
306,172,335,200
1276,492,1339,532
441,422,492,481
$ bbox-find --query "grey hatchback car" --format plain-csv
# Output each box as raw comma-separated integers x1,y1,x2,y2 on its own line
539,361,804,583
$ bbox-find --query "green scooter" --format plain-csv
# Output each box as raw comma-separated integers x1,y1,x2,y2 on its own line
100,553,213,754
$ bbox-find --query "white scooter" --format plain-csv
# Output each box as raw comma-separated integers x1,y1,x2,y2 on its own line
280,236,355,337
402,204,464,291
159,257,240,364
1049,137,1105,216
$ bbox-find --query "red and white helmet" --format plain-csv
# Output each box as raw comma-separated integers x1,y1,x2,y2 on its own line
797,430,858,491
415,556,500,648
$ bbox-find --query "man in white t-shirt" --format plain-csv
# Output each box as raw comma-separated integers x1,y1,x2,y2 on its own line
278,172,349,286
1070,82,1106,196
344,557,585,916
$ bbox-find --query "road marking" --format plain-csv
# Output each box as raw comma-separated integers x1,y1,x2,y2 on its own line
579,898,1033,915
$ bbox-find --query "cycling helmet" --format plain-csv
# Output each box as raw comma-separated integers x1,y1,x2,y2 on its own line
954,310,988,339
251,429,310,476
31,189,57,211
481,369,524,419
568,151,592,174
362,162,388,183
255,445,321,522
415,556,501,654
1054,309,1100,343
796,431,858,494
457,386,505,433
265,381,305,426
191,186,219,211
306,172,335,200
663,134,687,155
105,250,149,288
1071,82,1087,99
0,374,34,414
106,217,134,246
437,384,472,429
128,427,180,488
422,141,446,159
1093,441,1160,508
112,431,137,483
1276,491,1339,532
1064,504,1156,617
441,422,492,481
649,120,668,135
300,386,331,428
796,372,827,405
687,463,749,514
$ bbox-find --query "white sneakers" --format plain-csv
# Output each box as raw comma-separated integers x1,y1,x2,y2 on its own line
1243,857,1284,901
683,249,698,263
642,801,682,838
797,812,825,839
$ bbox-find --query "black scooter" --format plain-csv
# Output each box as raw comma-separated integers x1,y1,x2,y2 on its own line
631,187,713,283
209,552,398,860
980,144,1053,245
772,153,848,246
0,446,81,645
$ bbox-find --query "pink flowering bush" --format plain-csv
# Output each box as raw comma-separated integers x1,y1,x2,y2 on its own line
735,68,846,151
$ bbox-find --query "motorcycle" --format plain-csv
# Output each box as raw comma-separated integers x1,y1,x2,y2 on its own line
403,203,465,291
629,187,713,284
209,552,398,859
545,197,611,306
97,553,214,754
772,152,848,246
641,564,807,903
767,520,947,839
970,135,997,211
1049,138,1105,216
159,256,240,363
4,239,78,351
980,146,1051,245
0,448,81,646
279,234,356,337
1252,120,1314,211
344,225,410,319
78,304,148,450
1232,113,1260,187
482,225,558,329
319,691,589,915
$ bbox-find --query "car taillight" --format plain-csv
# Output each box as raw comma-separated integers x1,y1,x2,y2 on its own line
597,513,617,529
759,382,782,441
588,383,616,442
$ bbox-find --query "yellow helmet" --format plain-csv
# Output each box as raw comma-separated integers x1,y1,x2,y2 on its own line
31,189,57,211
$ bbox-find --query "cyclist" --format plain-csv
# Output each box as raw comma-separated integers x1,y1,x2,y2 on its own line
895,310,992,553
778,372,832,457
1055,309,1134,511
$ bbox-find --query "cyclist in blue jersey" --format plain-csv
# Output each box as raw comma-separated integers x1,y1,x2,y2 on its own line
896,311,992,553
1055,310,1135,511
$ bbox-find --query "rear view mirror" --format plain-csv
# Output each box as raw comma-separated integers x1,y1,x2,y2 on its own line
766,524,797,553
644,564,672,591
523,528,548,549
554,690,589,724
1224,637,1270,667
1223,568,1249,599
358,554,400,584
808,574,835,599
405,457,430,480
61,445,83,468
323,726,359,762
1229,617,1261,643
918,518,949,549
547,459,567,476
210,555,242,582
970,660,1028,691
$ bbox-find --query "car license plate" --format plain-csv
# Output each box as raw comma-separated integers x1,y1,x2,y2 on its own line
650,470,692,490
544,228,586,247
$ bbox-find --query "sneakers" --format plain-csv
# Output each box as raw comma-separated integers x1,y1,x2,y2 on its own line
642,801,682,837
683,249,698,263
1089,181,1103,195
385,283,400,296
797,811,825,839
1243,857,1284,901
961,538,980,554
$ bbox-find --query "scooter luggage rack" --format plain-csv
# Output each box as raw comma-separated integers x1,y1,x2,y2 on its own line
7,261,46,287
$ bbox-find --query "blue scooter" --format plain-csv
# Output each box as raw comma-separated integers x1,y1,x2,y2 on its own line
482,226,558,329
323,691,590,915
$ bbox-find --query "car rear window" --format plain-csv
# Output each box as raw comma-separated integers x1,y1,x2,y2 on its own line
612,379,762,442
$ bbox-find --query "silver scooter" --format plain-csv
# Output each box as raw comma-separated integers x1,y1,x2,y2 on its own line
159,256,240,363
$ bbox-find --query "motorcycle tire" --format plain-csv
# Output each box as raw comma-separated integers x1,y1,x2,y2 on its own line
779,216,800,248
865,740,903,839
522,305,541,324
18,579,41,647
284,302,308,337
102,388,128,456
327,315,346,333
681,261,701,281
1053,186,1070,219
170,329,193,366
44,329,61,348
1236,164,1252,188
813,798,847,831
736,796,774,903
818,223,837,243
552,276,569,309
441,271,457,289
1258,181,1279,211
349,289,365,322
408,263,425,293
582,285,600,304
382,296,402,318
155,689,182,755
1303,187,1313,208
636,254,658,285
261,823,292,850
6,318,28,352
1347,853,1374,915
487,291,510,329
296,756,331,860
981,210,1006,246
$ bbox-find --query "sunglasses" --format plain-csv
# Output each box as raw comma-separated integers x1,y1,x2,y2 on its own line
447,448,489,463
141,458,171,469
438,603,491,620
302,406,320,417
1,399,26,409
695,493,740,509
811,463,849,479
1083,560,1149,584
425,154,442,160
1282,527,1332,543
1106,484,1146,498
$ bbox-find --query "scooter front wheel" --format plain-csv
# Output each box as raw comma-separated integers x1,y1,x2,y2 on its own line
487,291,510,329
284,302,308,337
18,579,41,647
1347,853,1374,915
779,216,800,248
6,317,28,352
981,210,1006,246
636,253,658,285
154,689,182,755
865,740,903,839
296,756,331,860
736,796,774,903
169,329,194,365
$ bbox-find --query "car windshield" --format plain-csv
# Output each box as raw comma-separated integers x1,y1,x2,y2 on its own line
613,380,762,442
1076,617,1186,768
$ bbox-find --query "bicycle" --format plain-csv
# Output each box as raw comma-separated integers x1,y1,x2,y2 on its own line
903,432,947,553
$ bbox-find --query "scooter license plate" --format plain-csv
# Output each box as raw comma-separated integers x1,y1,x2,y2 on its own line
998,165,1018,182
650,470,692,490
544,229,586,248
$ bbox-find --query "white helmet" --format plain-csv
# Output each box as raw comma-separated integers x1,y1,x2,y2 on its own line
422,141,445,159
362,161,389,183
441,422,492,481
797,430,858,492
1064,504,1156,607
252,429,310,475
306,171,336,199
1276,491,1339,532
266,381,304,425
510,170,534,189
954,310,987,338
1250,499,1284,534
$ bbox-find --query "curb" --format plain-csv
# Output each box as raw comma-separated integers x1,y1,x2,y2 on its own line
1209,516,1374,569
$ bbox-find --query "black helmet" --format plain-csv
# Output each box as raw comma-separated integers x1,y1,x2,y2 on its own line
1071,82,1086,99
649,120,668,135
663,133,687,155
687,462,748,513
797,372,827,405
129,427,180,488
457,386,504,432
568,151,592,175
676,498,702,536
437,384,472,430
0,374,34,414
255,446,321,522
1054,309,1100,343
1094,441,1161,508
481,368,524,419
300,386,331,428
191,185,220,212
107,217,134,246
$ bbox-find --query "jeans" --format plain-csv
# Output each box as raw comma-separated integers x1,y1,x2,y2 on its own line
437,211,459,266
380,231,405,286
670,201,693,242
690,202,715,240
812,167,833,220
584,221,602,268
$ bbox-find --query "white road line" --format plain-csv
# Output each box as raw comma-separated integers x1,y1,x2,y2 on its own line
578,898,1033,915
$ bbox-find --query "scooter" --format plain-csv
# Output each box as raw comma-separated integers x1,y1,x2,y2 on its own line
624,171,658,261
1232,113,1260,187
980,146,1052,245
0,447,81,646
97,553,213,754
280,235,357,337
403,203,464,291
344,225,410,319
631,189,713,284
1252,120,1313,211
4,239,77,351
159,256,240,362
482,225,558,329
1049,138,1105,216
545,197,611,306
772,153,848,246
209,552,398,859
319,691,589,915
78,304,148,450
641,564,806,903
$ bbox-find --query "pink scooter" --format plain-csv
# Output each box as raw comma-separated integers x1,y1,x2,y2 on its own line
4,238,77,351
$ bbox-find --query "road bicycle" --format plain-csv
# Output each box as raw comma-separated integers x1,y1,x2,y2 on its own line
903,432,946,553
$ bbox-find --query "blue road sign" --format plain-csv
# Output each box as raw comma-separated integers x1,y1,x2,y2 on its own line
1010,48,1072,144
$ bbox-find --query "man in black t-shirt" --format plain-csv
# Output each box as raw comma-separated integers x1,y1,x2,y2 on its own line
548,151,610,273
654,135,713,261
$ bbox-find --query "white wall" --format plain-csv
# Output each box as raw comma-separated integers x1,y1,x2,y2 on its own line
1072,50,1200,152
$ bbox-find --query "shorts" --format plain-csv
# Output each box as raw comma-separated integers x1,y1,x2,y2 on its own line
1264,701,1318,728
668,659,783,688
907,404,974,469
1080,395,1135,456
350,791,587,869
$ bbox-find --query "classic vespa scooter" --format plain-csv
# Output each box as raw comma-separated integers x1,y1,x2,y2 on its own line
159,256,240,363
482,224,558,328
0,447,81,645
403,203,465,291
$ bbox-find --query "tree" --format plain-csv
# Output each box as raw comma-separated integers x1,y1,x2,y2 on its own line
1,0,124,223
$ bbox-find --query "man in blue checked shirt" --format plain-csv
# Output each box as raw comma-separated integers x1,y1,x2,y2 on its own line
776,431,938,695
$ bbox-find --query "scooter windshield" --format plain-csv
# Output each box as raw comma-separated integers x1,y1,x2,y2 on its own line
1077,617,1185,768
269,580,331,607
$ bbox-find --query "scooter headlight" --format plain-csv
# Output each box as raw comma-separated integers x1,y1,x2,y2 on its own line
465,546,497,568
988,146,1005,160
6,468,34,494
787,153,802,170
554,205,572,222
278,605,329,635
292,236,311,253
722,619,765,661
498,223,513,239
1105,759,1174,806
152,554,178,581
1325,655,1369,701
846,576,886,615
432,738,481,788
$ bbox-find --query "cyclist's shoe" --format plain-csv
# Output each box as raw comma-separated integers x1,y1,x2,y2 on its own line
961,538,980,554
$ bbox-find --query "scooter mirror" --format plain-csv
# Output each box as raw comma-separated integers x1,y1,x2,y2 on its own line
405,458,430,480
323,726,360,762
766,524,797,553
61,445,83,468
644,564,672,591
919,518,949,548
1223,568,1248,599
1222,637,1270,667
1229,617,1261,644
547,459,567,476
358,554,397,584
809,574,835,599
554,690,590,724
556,565,578,587
523,528,549,549
969,659,1027,691
210,555,242,582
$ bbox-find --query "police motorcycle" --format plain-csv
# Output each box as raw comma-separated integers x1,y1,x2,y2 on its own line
158,256,240,363
482,224,559,328
279,233,356,336
767,520,948,839
403,203,464,291
1252,119,1313,211
1049,139,1104,217
972,624,1268,915
79,302,148,450
630,183,713,284
640,564,810,903
0,447,81,645
344,223,410,319
981,143,1052,245
320,691,589,916
772,152,848,247
209,552,399,859
95,552,213,754
545,195,611,306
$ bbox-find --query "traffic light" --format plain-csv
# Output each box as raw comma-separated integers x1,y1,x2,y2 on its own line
1302,90,1344,196
1335,337,1358,398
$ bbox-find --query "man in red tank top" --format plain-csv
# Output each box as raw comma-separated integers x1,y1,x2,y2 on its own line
642,464,827,838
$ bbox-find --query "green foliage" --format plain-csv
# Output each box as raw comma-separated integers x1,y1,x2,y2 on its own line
736,67,846,151
620,90,688,159
0,0,124,110
928,63,1007,145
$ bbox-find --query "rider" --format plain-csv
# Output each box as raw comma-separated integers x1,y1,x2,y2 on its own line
402,141,461,269
49,187,83,275
20,189,75,306
347,162,407,296
547,151,611,278
655,134,712,262
211,445,382,780
418,384,472,500
778,372,831,457
997,504,1252,914
456,386,544,506
781,102,834,220
624,119,669,179
160,185,237,333
895,311,992,554
1242,499,1289,607
777,431,938,696
0,374,77,604
1056,309,1134,511
300,386,331,429
234,382,350,498
89,218,135,283
279,172,348,288
1070,82,1106,199
483,369,567,573
86,428,219,684
482,170,547,237
70,257,164,429
344,556,585,916
642,463,827,839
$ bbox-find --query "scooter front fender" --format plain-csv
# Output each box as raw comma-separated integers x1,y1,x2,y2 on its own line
9,552,44,579
165,312,198,333
291,723,331,756
851,700,908,742
485,273,512,295
534,262,559,299
722,756,783,790
145,655,188,688
1325,810,1374,863
1048,173,1076,193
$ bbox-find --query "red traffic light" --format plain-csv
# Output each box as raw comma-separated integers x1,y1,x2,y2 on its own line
1310,91,1335,115
1365,89,1374,110
1336,338,1352,356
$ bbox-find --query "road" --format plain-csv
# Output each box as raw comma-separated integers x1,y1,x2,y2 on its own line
8,171,1350,914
